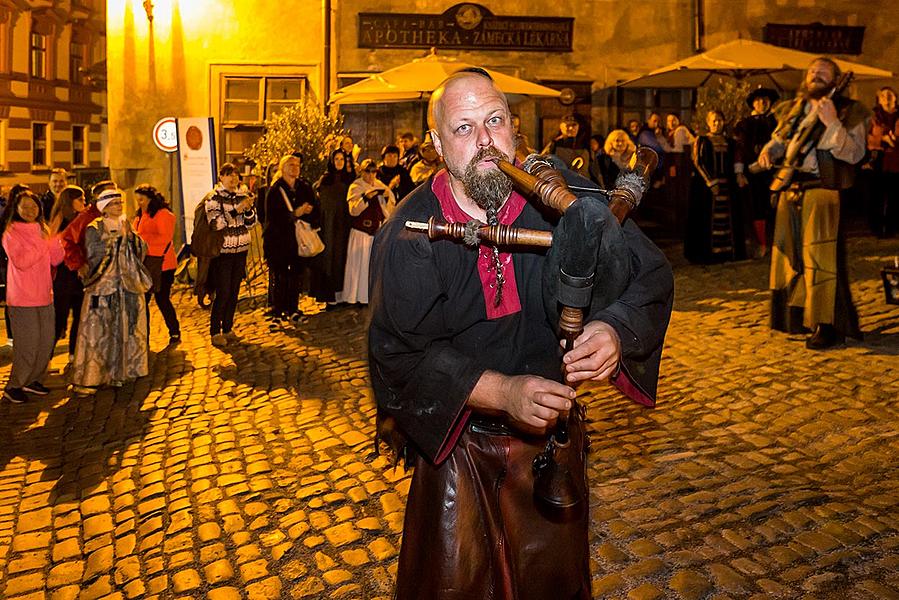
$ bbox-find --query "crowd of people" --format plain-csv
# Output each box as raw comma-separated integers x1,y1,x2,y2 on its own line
0,55,890,600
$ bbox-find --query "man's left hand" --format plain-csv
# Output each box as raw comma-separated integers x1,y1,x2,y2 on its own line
561,320,621,384
816,98,838,127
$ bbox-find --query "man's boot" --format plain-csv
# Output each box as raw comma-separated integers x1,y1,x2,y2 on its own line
806,324,844,350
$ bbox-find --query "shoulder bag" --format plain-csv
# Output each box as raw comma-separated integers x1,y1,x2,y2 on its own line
280,188,324,257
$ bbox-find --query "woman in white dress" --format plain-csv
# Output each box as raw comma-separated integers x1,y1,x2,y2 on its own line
340,158,395,305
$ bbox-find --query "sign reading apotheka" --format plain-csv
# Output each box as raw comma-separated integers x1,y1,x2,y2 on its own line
176,117,217,241
359,3,573,52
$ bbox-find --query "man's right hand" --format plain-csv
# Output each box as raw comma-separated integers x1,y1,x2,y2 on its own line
736,172,749,188
468,371,575,434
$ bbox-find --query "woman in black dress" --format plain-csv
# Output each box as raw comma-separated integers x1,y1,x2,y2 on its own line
685,110,743,263
313,150,355,304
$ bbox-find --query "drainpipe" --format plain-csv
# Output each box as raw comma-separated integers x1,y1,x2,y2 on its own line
323,0,332,105
693,0,705,53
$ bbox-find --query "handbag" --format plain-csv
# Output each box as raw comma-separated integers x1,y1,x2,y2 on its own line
295,219,325,257
351,192,386,236
280,188,325,257
142,241,170,292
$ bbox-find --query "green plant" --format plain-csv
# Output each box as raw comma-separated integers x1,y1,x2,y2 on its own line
244,100,348,182
691,79,753,134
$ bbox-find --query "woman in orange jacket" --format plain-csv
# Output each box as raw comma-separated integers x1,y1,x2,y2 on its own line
133,185,180,344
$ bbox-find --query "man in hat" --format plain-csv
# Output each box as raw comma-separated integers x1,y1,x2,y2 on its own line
758,57,869,349
543,114,590,176
368,67,673,599
734,86,779,257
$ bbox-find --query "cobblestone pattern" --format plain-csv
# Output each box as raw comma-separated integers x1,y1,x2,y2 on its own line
0,235,896,599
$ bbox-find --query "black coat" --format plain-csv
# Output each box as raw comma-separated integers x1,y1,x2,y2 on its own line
263,177,319,268
377,165,415,202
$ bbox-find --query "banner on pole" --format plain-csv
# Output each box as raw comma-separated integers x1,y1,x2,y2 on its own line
175,117,217,242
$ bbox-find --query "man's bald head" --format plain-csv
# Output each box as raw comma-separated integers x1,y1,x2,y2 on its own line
427,68,510,132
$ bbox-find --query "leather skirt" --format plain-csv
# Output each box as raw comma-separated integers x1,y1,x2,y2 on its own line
394,412,592,600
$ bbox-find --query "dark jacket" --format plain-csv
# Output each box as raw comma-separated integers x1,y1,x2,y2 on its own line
263,177,319,267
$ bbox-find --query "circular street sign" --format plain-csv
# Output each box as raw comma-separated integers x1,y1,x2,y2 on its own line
153,117,178,152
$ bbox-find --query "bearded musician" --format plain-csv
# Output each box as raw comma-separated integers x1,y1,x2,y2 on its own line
758,57,870,350
368,68,673,599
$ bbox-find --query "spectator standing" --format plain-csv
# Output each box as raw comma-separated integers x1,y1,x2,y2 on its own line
587,133,616,188
39,168,68,220
50,185,87,362
341,159,395,305
263,154,317,328
377,145,415,201
665,113,697,233
313,149,354,304
2,190,64,403
409,139,444,184
70,188,150,393
133,184,181,345
867,86,899,238
397,132,421,171
734,87,779,256
60,180,113,279
542,114,590,176
205,163,257,346
340,136,360,178
685,109,742,263
604,129,636,178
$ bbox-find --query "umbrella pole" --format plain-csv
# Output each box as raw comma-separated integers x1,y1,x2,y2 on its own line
420,92,430,140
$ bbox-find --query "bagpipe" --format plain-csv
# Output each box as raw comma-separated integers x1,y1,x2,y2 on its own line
405,146,657,509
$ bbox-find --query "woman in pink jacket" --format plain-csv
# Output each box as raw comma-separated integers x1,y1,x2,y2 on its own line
2,189,64,403
133,184,180,344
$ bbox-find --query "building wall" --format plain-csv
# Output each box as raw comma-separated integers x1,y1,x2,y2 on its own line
106,0,899,214
334,1,899,142
106,0,326,218
0,1,106,195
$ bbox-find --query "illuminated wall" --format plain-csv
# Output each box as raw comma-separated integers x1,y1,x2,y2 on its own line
106,0,325,212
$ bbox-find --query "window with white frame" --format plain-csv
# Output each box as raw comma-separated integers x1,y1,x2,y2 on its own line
30,32,47,79
221,75,306,165
72,125,87,166
32,123,49,167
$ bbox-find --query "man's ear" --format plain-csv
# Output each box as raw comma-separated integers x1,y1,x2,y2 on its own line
430,130,444,157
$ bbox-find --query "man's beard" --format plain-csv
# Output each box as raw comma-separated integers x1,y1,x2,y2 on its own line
805,78,835,100
459,147,513,212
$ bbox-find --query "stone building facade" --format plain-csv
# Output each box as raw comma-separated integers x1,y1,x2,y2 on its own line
105,0,899,235
0,0,106,195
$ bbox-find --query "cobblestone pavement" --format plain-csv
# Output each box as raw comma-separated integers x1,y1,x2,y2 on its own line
0,234,898,600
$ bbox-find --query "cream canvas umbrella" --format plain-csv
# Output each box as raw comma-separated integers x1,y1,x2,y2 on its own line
620,39,894,89
329,51,561,105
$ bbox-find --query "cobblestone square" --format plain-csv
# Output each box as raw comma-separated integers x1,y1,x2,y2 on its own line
1,235,897,599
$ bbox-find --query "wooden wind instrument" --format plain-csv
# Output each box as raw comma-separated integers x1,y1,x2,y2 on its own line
404,216,553,248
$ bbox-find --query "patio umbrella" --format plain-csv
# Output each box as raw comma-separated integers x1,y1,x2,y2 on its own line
329,51,561,105
619,39,894,89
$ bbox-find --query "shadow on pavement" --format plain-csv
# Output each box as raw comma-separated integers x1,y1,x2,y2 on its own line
0,346,191,503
